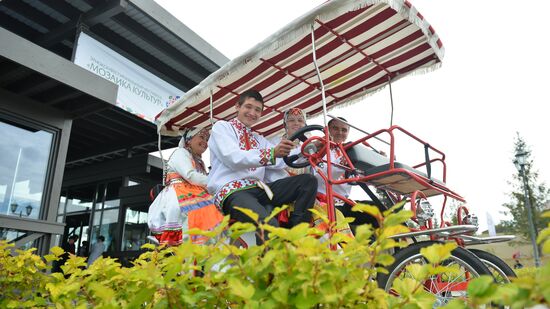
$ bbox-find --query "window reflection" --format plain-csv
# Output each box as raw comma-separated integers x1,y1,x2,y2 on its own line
58,195,67,215
58,177,154,255
127,179,140,187
65,184,96,214
91,208,119,253
103,181,120,209
0,228,35,250
0,118,54,219
122,208,148,251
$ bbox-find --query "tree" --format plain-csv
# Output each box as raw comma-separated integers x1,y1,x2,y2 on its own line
446,199,462,226
500,133,550,240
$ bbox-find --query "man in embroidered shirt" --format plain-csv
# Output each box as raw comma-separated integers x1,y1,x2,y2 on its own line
207,90,317,241
323,117,381,230
314,117,353,199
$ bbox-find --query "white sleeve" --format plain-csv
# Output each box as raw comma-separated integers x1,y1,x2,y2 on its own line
209,121,276,170
169,148,208,186
264,168,290,183
267,157,289,170
267,136,281,147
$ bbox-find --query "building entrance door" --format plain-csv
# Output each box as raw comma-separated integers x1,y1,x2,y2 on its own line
62,212,90,257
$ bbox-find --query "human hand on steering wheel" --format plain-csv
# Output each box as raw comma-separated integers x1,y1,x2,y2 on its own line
274,139,295,157
283,124,326,168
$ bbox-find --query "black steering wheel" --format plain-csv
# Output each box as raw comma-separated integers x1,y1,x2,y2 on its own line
283,124,325,168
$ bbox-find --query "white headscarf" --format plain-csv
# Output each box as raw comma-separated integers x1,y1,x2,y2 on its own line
178,127,204,148
178,127,209,174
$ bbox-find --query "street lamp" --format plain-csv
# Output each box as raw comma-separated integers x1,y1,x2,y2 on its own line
10,202,18,214
9,202,33,218
514,151,541,267
25,204,33,217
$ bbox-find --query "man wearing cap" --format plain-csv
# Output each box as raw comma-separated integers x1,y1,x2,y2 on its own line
207,90,317,241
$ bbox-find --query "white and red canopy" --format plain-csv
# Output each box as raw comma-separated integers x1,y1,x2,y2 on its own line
156,0,444,137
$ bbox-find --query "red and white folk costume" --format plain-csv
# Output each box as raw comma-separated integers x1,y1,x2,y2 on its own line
270,107,353,239
208,117,317,237
314,146,352,200
207,118,285,208
148,128,223,246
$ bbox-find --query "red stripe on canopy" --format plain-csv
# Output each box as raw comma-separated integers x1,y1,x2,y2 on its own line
157,0,444,138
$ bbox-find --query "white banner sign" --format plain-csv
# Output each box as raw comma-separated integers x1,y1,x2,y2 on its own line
73,32,183,122
486,211,496,237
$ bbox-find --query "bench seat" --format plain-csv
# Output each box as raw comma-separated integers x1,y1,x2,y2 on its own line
346,144,447,197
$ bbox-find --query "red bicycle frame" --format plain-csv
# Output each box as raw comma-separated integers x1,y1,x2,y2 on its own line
303,124,467,244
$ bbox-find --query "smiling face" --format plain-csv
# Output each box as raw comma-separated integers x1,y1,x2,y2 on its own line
285,114,306,138
235,97,263,127
328,119,350,144
187,129,209,155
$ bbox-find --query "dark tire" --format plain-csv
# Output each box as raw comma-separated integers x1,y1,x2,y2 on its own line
377,241,494,307
469,248,516,284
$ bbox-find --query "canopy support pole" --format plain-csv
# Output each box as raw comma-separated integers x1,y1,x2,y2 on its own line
157,133,166,178
310,24,328,127
209,90,214,125
388,75,394,127
311,23,337,251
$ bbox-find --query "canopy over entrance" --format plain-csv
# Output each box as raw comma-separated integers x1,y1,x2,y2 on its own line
156,0,444,138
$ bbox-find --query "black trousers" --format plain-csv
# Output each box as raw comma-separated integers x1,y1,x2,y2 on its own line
338,200,380,230
223,174,318,228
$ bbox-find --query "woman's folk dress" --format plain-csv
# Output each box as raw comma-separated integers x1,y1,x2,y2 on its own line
148,148,223,245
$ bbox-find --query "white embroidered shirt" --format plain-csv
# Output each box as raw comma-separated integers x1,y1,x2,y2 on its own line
207,119,284,207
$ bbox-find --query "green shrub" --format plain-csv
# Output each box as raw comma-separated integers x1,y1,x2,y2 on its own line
446,211,550,308
515,266,538,278
1,206,549,308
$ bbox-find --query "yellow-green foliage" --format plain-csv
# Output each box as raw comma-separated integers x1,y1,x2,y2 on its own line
446,211,550,309
1,207,549,308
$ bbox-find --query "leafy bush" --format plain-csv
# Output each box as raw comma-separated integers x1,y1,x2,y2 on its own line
1,207,549,308
445,211,550,309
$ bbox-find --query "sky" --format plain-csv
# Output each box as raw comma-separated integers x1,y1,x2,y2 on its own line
155,0,550,231
0,122,53,219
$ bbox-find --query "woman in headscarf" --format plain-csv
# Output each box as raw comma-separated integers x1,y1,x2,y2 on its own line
270,108,354,239
148,127,224,246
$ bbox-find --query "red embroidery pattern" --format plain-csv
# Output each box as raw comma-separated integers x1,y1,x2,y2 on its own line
214,179,258,208
333,147,348,167
339,155,348,167
259,148,273,166
230,119,258,150
250,138,258,149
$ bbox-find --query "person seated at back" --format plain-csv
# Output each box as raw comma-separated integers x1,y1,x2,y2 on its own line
269,108,353,238
314,117,380,230
207,90,317,243
313,117,352,202
148,127,224,246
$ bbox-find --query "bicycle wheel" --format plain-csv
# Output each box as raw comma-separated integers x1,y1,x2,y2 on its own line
377,241,494,307
469,248,516,284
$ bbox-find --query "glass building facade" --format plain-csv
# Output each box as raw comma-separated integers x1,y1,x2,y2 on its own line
0,116,55,220
0,109,65,252
0,0,227,259
56,173,157,265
